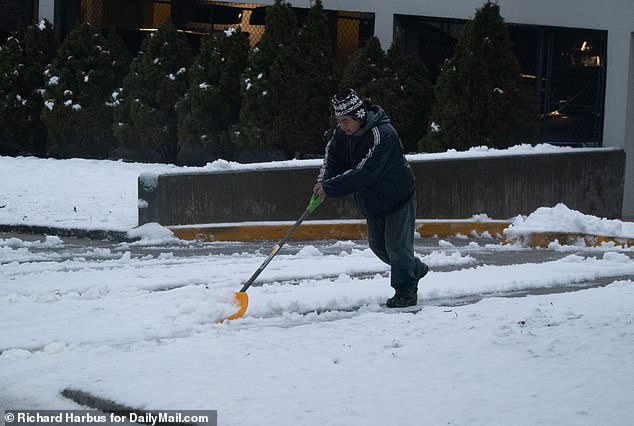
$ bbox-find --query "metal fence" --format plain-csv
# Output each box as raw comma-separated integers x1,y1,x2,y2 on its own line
395,14,607,146
1,1,375,69
73,0,373,62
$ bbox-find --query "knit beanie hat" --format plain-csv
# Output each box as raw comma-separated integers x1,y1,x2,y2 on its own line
331,88,367,121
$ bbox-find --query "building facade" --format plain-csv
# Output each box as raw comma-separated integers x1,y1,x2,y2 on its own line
265,0,634,218
4,0,633,217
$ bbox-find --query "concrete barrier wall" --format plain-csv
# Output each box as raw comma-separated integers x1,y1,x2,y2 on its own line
138,149,626,226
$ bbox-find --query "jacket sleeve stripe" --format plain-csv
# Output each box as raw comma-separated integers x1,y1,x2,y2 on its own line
317,137,334,182
356,127,381,170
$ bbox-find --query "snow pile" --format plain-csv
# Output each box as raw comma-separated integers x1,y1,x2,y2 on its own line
407,143,613,160
296,245,323,257
127,222,180,245
160,144,613,175
505,203,634,240
105,144,616,180
0,236,67,263
421,250,476,266
1,235,63,249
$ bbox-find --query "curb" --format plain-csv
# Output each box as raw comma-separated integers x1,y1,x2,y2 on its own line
3,222,632,248
169,220,512,242
0,224,131,242
416,221,509,238
505,231,634,248
169,221,634,248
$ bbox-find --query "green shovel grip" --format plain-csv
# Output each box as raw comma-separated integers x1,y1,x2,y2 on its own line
307,193,323,213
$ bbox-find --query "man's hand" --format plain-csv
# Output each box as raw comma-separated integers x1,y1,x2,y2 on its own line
313,182,326,198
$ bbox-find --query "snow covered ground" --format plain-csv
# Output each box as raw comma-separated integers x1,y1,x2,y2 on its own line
1,152,633,425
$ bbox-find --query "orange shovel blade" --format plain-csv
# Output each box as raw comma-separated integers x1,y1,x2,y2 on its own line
222,291,249,322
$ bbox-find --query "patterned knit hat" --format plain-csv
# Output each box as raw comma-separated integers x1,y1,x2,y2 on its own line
331,88,367,121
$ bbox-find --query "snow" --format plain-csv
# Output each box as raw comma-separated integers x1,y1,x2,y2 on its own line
0,156,177,231
1,153,633,424
506,203,634,239
126,222,180,246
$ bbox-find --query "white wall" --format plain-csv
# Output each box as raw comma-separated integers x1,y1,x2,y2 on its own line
623,33,634,218
38,0,55,26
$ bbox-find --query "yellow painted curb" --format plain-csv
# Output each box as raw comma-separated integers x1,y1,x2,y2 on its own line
170,220,512,242
171,222,633,247
416,221,509,238
170,223,368,242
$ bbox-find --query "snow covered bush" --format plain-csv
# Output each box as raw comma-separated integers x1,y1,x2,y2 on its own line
0,20,57,156
176,27,249,161
383,40,433,153
237,0,335,159
294,0,336,156
340,37,432,154
42,24,130,158
421,1,537,152
237,0,307,159
114,23,192,164
339,37,387,102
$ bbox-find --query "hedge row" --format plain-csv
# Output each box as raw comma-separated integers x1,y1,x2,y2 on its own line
0,1,534,165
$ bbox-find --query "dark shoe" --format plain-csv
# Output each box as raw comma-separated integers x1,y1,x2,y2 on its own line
417,262,429,281
386,290,417,308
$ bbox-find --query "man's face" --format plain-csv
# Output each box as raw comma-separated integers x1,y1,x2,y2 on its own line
336,115,362,135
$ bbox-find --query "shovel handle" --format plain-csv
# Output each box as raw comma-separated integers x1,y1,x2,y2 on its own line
239,194,323,293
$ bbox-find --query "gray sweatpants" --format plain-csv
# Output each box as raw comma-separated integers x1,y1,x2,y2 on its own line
366,195,426,293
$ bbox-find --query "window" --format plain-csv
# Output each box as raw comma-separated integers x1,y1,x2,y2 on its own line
395,14,607,146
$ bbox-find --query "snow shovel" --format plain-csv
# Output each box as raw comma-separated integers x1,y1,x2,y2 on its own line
221,194,324,322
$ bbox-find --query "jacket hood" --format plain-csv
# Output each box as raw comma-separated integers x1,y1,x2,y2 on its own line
353,105,391,137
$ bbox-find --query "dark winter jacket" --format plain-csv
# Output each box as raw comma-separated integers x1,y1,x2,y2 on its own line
317,105,415,218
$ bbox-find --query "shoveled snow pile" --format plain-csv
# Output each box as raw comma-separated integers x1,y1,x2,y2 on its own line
127,222,180,246
504,203,634,240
